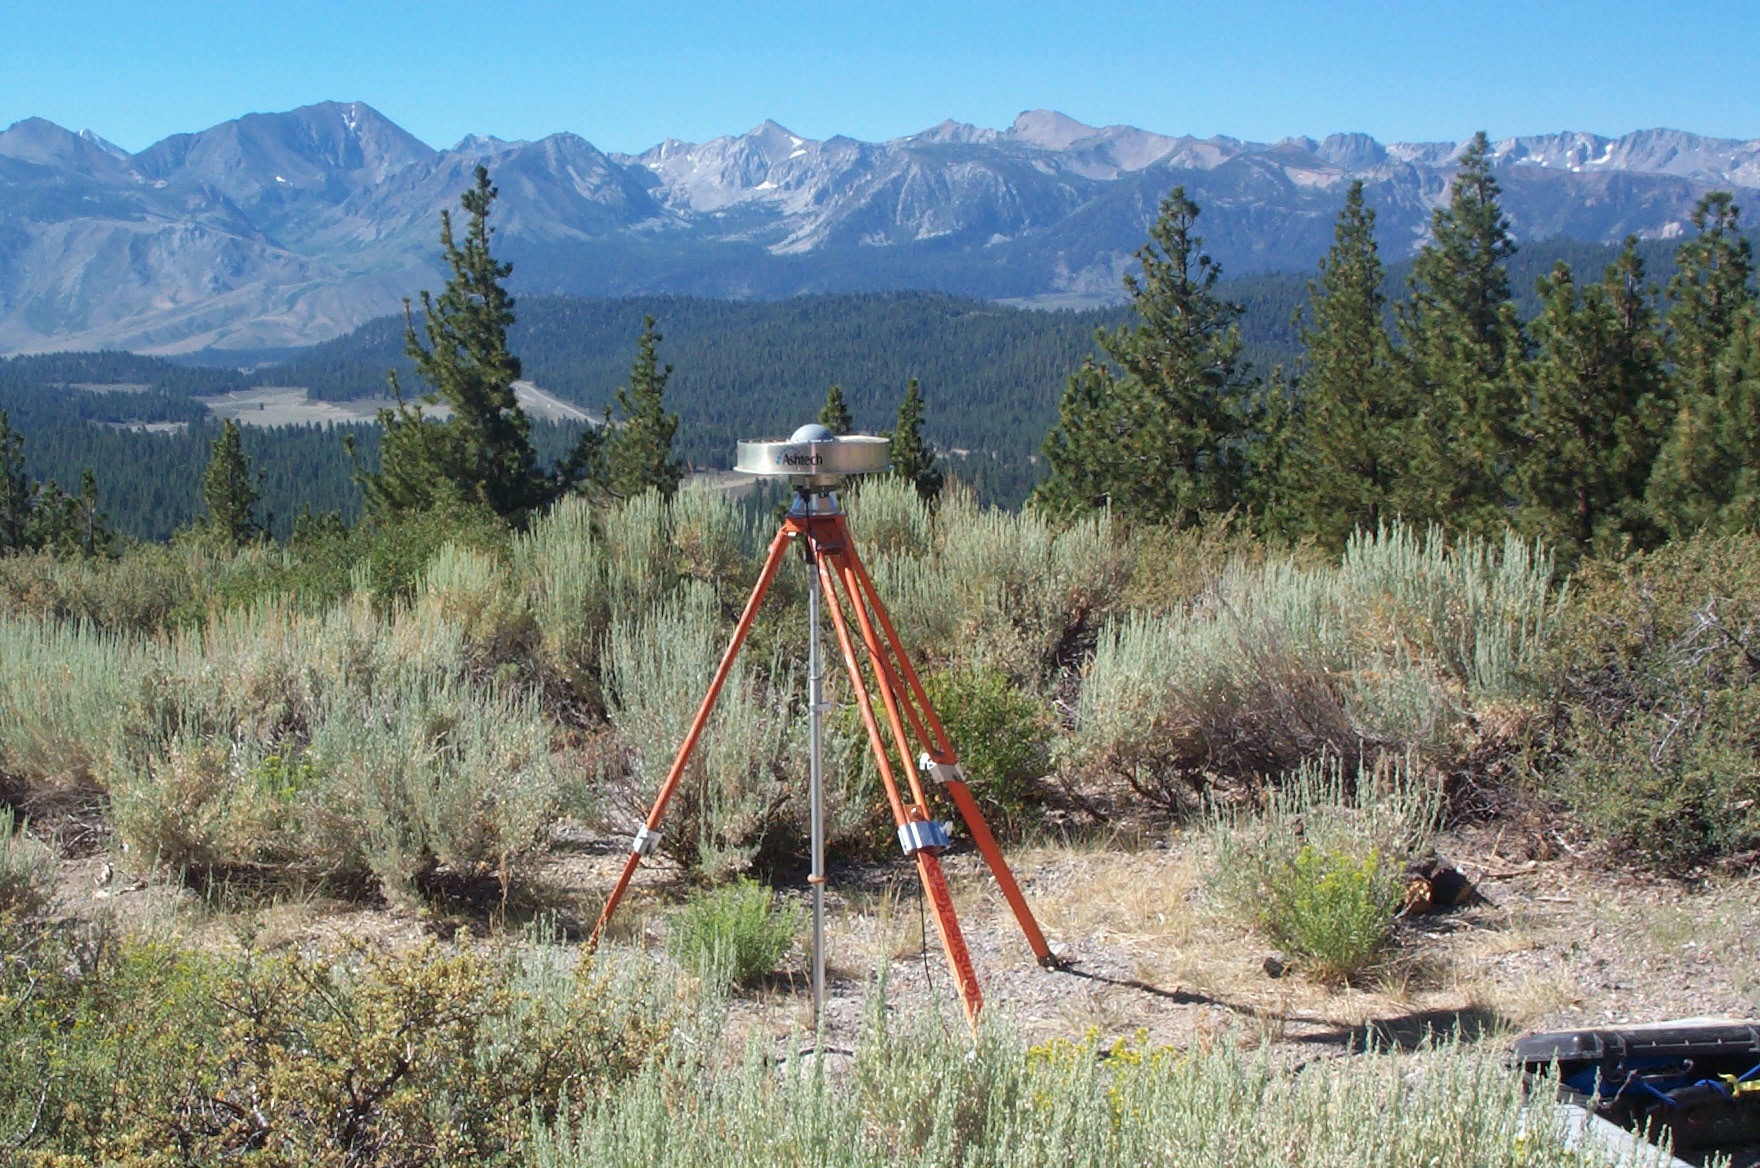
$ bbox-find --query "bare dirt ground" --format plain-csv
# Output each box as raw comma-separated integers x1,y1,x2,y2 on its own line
57,819,1759,1060
44,822,1760,1166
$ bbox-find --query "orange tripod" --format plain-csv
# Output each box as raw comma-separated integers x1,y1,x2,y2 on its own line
588,487,1056,1025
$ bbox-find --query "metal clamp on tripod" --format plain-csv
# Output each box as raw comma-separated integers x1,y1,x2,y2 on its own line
588,423,1058,1027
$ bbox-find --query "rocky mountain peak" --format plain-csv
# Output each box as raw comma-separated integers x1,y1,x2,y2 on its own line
0,117,137,178
742,120,813,163
900,119,999,146
6,104,1760,355
133,100,434,204
1006,110,1098,151
1316,132,1387,169
451,133,529,158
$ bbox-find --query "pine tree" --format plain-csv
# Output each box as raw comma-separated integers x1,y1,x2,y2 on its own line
1666,192,1755,402
360,166,542,521
1515,242,1667,554
1645,316,1760,536
887,378,943,502
1648,194,1760,536
202,418,263,547
598,315,684,501
0,411,29,552
75,468,114,557
1281,180,1410,546
28,481,83,557
1397,131,1525,533
1647,323,1760,537
818,384,854,435
1033,186,1255,525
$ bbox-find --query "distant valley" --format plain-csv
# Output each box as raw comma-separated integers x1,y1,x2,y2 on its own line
3,102,1759,354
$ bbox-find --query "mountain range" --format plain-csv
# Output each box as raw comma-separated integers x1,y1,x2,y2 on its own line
3,101,1758,355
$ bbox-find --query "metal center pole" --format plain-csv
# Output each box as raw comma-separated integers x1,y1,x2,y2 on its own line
806,492,827,1025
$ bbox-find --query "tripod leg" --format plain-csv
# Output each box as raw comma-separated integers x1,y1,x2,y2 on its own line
588,524,794,950
838,524,1059,968
814,550,909,828
916,850,984,1025
938,778,1056,966
835,516,950,754
826,549,928,811
816,546,984,1024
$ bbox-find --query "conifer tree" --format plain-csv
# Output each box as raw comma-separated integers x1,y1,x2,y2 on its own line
202,418,263,547
1645,316,1760,536
76,467,114,557
0,411,29,552
1648,194,1760,536
0,413,114,556
1282,181,1409,546
598,315,684,501
818,384,854,435
361,166,542,521
887,377,943,502
29,481,84,557
1033,186,1255,525
1397,131,1525,533
1516,242,1666,554
1665,192,1755,402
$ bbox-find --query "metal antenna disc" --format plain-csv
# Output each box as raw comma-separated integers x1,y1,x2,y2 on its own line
736,425,891,486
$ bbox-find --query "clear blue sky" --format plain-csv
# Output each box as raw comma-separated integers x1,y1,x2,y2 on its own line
2,1,1756,154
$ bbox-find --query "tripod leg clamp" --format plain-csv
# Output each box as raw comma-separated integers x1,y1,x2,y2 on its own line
898,819,952,856
631,825,662,856
917,754,965,785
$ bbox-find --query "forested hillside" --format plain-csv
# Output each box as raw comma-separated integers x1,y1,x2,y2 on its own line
0,224,1739,542
264,292,1124,462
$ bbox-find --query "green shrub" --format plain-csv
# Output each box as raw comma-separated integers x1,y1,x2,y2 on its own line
0,616,142,796
672,483,756,594
1211,760,1436,984
107,669,563,899
513,490,715,710
603,583,797,878
935,488,1130,681
361,499,510,604
1064,523,1562,808
417,542,539,681
33,592,568,900
665,877,799,989
0,542,201,631
1269,845,1402,984
535,1012,1623,1167
846,474,934,559
1546,531,1760,866
921,668,1053,834
0,807,56,918
847,482,1131,683
0,925,675,1165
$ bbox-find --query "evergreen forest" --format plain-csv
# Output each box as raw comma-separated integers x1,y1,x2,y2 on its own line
0,215,1735,543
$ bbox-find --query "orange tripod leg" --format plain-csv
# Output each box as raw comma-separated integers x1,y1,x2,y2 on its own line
814,541,983,1024
837,520,1059,968
813,547,909,828
826,548,929,812
588,524,795,950
915,850,984,1025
